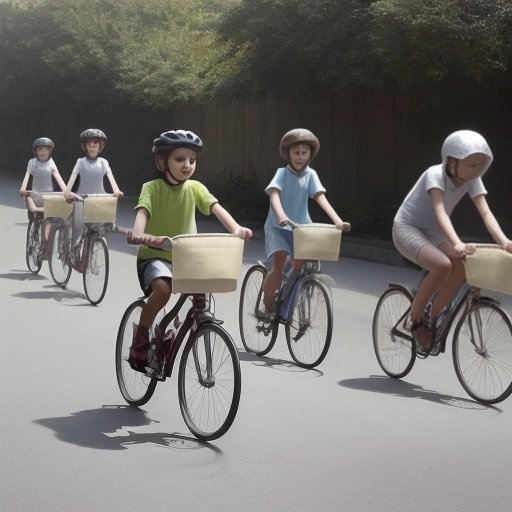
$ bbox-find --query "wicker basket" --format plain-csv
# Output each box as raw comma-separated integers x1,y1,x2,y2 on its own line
464,244,512,295
171,234,244,293
42,195,72,220
293,223,342,261
83,196,118,224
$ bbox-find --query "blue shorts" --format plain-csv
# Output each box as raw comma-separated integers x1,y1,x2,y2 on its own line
137,258,173,296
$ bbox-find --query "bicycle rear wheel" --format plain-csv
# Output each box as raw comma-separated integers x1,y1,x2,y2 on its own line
49,224,72,286
285,278,332,368
178,323,241,441
453,300,512,404
83,236,109,305
372,286,416,378
116,299,157,406
26,217,43,274
239,264,278,356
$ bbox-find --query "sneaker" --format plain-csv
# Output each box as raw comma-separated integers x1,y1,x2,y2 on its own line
128,324,150,373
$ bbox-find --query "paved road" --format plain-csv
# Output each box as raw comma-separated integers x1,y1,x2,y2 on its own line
1,174,512,512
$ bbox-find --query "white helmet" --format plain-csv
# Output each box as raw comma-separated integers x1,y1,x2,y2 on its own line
441,130,493,177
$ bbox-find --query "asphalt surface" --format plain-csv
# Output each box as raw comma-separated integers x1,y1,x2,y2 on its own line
2,172,512,512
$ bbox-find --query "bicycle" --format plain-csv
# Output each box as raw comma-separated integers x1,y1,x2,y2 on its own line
372,244,512,404
23,191,67,274
239,222,343,368
47,193,117,305
115,231,244,441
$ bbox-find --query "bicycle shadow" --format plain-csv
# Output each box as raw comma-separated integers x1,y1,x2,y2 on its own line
0,270,47,281
11,286,91,305
33,405,223,454
238,349,324,376
338,375,502,412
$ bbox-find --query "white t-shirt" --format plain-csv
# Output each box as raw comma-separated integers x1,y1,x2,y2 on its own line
27,157,58,192
71,157,111,194
394,164,487,229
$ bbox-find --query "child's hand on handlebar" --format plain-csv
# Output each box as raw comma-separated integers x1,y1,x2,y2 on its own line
502,240,512,253
128,232,166,248
454,242,476,258
20,189,29,197
233,226,253,240
113,191,124,198
336,221,351,232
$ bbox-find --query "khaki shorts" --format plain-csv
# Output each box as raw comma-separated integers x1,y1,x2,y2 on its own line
392,222,445,266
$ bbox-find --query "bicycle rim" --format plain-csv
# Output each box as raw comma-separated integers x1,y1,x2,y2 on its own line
453,301,512,404
26,218,43,273
178,323,241,441
239,264,278,356
115,299,157,406
49,225,72,286
285,278,332,368
372,287,416,378
83,237,109,305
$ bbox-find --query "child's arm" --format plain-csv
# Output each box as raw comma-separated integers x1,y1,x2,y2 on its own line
314,192,351,231
431,189,474,254
106,171,124,197
211,203,252,240
64,174,78,200
128,207,165,248
473,195,512,252
19,171,31,195
52,170,67,192
268,188,289,225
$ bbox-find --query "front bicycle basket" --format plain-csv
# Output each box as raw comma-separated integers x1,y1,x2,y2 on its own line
42,195,72,220
171,234,244,293
293,223,341,261
83,196,117,224
464,244,512,295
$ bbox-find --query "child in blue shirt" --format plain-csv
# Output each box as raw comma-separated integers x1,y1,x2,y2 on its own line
262,128,351,313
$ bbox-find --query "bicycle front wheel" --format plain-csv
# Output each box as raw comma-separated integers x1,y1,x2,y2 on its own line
26,217,43,274
285,278,332,368
239,264,278,356
83,236,109,305
49,225,72,286
115,299,157,406
453,300,512,404
372,286,416,378
178,323,241,441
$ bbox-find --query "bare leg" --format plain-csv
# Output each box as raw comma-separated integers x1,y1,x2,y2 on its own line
412,244,452,350
262,251,288,311
139,277,172,329
430,241,466,320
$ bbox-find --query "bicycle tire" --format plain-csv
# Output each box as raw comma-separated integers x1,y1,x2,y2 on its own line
239,264,278,356
372,286,416,378
83,236,109,305
178,323,241,441
115,299,157,406
25,217,43,274
49,224,72,286
285,277,332,368
453,300,512,404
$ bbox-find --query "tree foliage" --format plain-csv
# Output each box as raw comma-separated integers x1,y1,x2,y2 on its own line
0,0,511,110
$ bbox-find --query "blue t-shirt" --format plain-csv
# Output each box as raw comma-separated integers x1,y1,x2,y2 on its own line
263,165,326,257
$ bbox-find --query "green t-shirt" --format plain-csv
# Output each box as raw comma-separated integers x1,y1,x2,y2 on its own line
135,178,218,261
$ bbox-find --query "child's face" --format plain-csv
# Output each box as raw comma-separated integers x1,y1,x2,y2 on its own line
85,139,101,159
447,153,487,187
289,143,311,172
36,146,50,161
164,147,197,184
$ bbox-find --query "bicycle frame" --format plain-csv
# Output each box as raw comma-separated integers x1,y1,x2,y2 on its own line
147,293,218,382
388,282,498,356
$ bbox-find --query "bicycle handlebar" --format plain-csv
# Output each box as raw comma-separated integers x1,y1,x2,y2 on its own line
112,225,173,252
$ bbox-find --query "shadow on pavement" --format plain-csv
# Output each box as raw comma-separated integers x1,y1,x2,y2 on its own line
238,349,324,376
338,375,502,412
33,405,223,454
0,270,47,281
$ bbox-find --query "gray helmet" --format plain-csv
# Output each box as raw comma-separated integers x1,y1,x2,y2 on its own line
152,130,203,154
279,128,320,163
80,128,107,154
32,137,54,157
441,130,493,177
